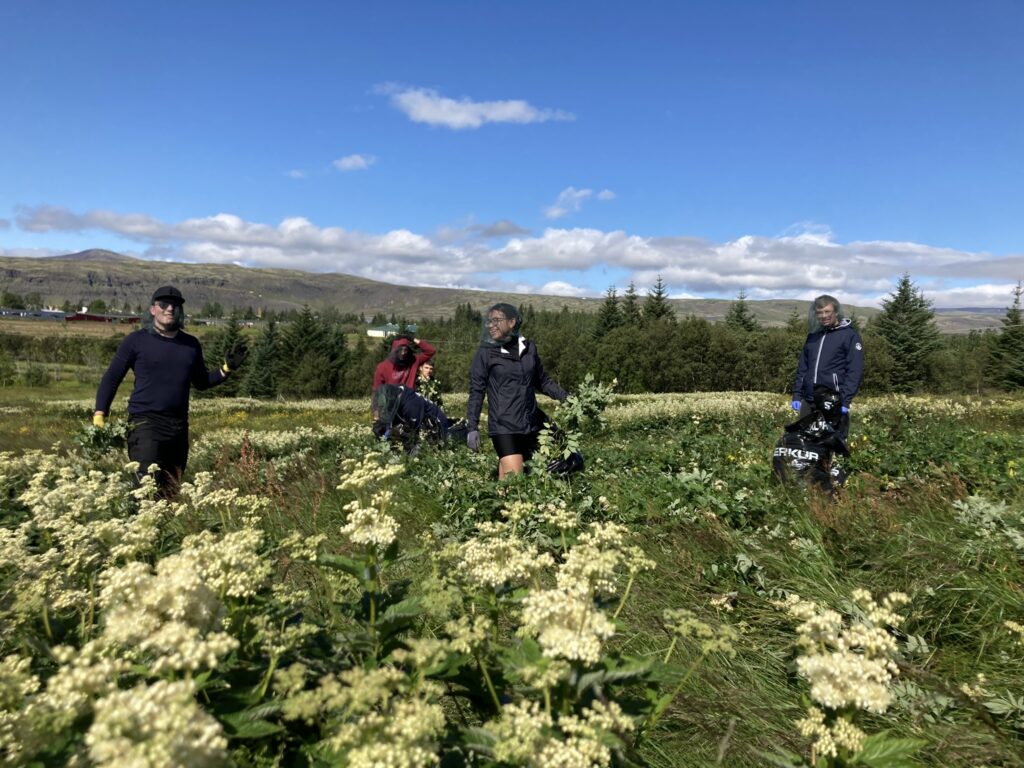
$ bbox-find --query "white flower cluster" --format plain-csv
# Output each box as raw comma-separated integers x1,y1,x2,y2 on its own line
776,589,909,761
187,486,271,524
662,608,738,658
456,521,554,591
795,706,866,759
341,500,399,550
539,499,579,531
858,394,970,419
606,391,780,426
281,666,445,767
557,522,654,596
338,453,405,492
1005,620,1024,648
279,530,328,562
182,527,273,599
99,543,247,673
484,699,633,768
520,587,616,665
0,642,133,762
0,449,45,496
191,424,361,462
1,456,167,630
86,679,227,767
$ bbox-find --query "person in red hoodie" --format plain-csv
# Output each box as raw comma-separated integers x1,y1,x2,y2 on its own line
372,335,436,398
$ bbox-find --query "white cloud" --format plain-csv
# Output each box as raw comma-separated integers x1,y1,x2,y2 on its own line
538,280,591,297
286,169,306,179
333,154,377,172
597,189,616,201
377,83,574,130
11,205,1023,307
0,218,10,230
544,187,593,219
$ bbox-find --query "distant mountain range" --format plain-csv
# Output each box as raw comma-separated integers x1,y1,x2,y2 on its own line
0,250,1004,332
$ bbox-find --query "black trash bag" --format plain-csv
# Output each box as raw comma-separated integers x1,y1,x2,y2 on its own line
772,385,849,493
536,412,585,476
546,450,585,475
372,384,458,453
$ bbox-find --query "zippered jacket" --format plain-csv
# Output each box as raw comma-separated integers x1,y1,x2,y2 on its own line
466,337,567,435
792,318,864,407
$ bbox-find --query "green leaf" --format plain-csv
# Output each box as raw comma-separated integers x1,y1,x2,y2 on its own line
576,660,651,694
220,709,284,739
318,552,368,580
374,596,424,636
852,733,926,767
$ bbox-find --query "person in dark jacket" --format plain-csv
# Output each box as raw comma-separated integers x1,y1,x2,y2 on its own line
372,336,436,391
93,285,246,498
791,294,864,440
465,303,568,479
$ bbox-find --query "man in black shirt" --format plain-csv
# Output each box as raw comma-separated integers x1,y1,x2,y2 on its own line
93,285,246,497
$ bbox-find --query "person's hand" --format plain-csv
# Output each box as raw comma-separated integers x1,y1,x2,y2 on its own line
791,400,801,412
223,343,249,373
93,412,106,428
466,430,481,451
841,406,849,415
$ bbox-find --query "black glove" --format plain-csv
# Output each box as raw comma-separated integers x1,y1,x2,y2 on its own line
224,343,248,372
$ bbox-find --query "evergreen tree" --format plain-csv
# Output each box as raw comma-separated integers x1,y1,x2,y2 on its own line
1,291,25,309
621,282,642,327
785,308,805,335
642,276,675,324
593,286,622,339
339,334,379,398
241,320,279,398
873,273,941,392
205,314,245,397
995,281,1024,390
277,306,334,396
724,289,759,332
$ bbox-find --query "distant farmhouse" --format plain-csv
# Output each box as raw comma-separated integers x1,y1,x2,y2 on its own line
366,322,417,338
65,311,141,325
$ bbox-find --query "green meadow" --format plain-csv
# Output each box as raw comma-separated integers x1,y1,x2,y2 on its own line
1,387,1022,767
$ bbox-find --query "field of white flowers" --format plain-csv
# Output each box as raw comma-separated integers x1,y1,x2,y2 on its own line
1,387,1022,767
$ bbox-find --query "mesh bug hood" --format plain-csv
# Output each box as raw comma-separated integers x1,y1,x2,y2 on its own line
807,294,843,333
480,302,523,347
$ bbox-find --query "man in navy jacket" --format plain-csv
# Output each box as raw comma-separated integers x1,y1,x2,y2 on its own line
93,285,245,497
791,295,864,440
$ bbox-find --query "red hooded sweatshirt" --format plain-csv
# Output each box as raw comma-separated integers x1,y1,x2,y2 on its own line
372,337,436,390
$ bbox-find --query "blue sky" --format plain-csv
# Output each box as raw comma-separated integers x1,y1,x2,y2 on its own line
1,1,1022,307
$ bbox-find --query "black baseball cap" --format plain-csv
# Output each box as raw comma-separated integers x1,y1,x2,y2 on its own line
151,285,184,305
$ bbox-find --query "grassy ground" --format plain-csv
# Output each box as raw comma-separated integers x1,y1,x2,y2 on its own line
3,388,1023,766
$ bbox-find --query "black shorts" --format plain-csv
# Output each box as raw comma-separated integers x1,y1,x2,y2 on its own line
490,432,540,460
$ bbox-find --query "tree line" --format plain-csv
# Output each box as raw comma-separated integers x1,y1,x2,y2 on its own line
1,275,1022,398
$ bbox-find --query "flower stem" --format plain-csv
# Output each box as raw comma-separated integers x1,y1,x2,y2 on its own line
42,601,53,642
476,654,502,712
662,637,679,664
613,573,636,621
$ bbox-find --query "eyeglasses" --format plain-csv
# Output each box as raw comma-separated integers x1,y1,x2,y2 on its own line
485,316,509,326
154,300,179,310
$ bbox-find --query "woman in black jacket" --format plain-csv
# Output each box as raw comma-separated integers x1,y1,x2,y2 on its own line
465,303,567,479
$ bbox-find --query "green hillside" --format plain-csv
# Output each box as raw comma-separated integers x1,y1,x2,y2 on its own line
0,250,999,332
